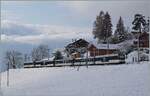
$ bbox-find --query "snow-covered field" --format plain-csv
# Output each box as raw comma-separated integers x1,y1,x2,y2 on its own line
0,62,150,96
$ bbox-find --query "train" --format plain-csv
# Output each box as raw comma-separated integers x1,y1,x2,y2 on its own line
24,54,125,68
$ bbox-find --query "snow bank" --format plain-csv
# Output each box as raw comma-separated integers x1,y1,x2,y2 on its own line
126,51,139,64
126,51,149,64
1,62,150,96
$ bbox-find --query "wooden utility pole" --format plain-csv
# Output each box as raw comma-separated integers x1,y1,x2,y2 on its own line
86,48,88,68
93,48,96,64
138,24,142,62
7,62,9,87
48,48,50,61
0,10,1,88
0,73,2,96
0,72,1,88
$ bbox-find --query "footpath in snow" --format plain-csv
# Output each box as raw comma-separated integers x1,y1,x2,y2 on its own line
0,62,150,96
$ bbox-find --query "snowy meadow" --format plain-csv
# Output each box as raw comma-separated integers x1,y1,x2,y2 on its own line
0,62,150,96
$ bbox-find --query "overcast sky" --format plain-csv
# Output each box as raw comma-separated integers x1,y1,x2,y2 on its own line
0,1,150,61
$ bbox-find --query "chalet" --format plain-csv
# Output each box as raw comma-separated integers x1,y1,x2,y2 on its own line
138,32,149,48
65,32,149,59
65,39,120,58
88,43,118,57
131,32,149,48
65,39,89,58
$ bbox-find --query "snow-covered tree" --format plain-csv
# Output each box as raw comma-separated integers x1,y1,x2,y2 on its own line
92,11,105,43
119,42,134,55
93,11,112,43
24,54,28,62
143,17,149,33
132,14,146,32
114,16,128,42
4,50,23,86
5,50,23,69
53,50,63,60
132,14,147,62
31,44,49,62
103,12,113,42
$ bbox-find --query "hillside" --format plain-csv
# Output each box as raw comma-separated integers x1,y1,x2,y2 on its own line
0,62,150,96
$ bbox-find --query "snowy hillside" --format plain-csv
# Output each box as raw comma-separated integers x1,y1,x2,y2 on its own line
1,62,150,96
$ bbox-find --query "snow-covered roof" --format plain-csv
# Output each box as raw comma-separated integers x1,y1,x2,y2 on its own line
89,39,135,50
89,41,119,49
40,57,55,61
117,39,135,49
118,39,134,45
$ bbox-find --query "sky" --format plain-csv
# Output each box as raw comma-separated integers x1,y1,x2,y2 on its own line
0,0,150,62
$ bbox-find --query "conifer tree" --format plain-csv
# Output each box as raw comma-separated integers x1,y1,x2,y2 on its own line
92,11,105,43
132,14,147,62
53,50,63,60
114,16,127,42
103,12,112,42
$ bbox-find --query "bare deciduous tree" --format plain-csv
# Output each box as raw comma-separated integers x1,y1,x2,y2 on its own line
4,50,23,86
31,44,49,62
5,50,23,69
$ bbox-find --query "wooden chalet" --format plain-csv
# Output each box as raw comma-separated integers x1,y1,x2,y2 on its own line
65,39,120,58
88,43,118,57
65,32,150,58
131,32,149,48
65,39,89,58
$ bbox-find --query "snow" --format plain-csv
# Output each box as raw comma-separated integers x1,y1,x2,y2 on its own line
40,57,55,61
126,51,149,64
89,39,134,50
90,42,119,49
125,51,139,64
0,62,150,96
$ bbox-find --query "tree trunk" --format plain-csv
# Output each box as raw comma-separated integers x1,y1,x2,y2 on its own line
107,38,109,55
